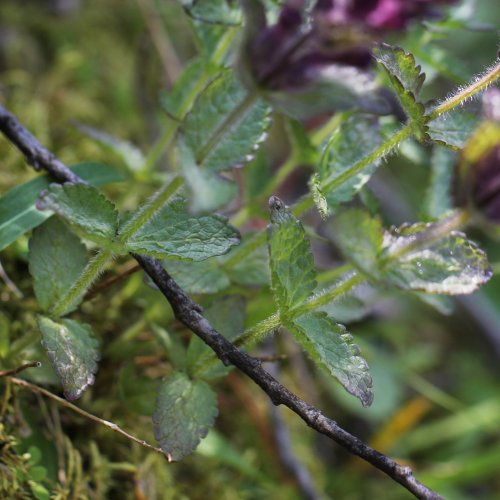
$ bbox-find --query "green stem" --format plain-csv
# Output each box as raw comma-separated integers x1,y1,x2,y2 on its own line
428,60,500,121
223,230,266,268
51,248,114,317
192,312,281,377
316,263,354,285
292,273,364,316
322,125,413,195
117,176,183,242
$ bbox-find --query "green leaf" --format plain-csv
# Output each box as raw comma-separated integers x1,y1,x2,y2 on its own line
423,147,456,219
153,372,218,460
37,316,100,400
0,162,123,252
266,65,393,120
286,312,373,407
181,0,242,25
37,184,118,245
178,142,237,212
187,296,245,379
374,44,428,140
381,223,492,294
331,209,384,278
317,115,382,213
124,198,240,261
427,110,479,149
182,69,270,172
267,197,316,311
29,218,88,312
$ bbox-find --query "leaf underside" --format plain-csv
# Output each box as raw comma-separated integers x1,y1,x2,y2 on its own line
37,316,100,400
153,372,218,460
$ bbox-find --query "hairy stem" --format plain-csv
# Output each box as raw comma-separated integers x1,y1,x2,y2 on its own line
117,176,183,242
428,60,500,121
51,248,114,318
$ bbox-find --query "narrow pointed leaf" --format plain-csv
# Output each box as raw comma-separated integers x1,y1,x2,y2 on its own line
374,44,428,139
182,69,270,172
153,372,218,460
75,123,145,173
0,162,122,252
268,197,316,310
37,183,118,245
427,110,479,150
317,115,381,212
381,223,492,294
125,199,240,261
29,218,88,312
37,316,100,400
286,312,373,407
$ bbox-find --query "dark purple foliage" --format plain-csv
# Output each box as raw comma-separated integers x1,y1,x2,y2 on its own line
249,0,455,91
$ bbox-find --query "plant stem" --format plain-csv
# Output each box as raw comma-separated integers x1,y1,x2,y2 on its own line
322,125,413,195
192,312,281,376
292,273,364,316
117,176,183,242
8,377,169,460
51,248,114,318
195,272,364,374
428,60,500,121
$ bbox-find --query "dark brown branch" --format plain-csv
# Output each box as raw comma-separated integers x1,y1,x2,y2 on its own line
0,104,442,500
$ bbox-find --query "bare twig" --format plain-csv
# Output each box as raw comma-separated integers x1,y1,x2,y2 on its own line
0,361,41,378
8,377,168,459
0,104,442,499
